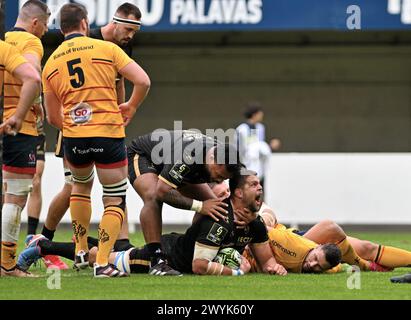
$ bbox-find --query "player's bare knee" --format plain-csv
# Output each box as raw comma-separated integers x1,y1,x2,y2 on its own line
363,241,378,256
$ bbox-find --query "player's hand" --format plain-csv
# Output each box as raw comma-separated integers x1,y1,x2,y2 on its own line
266,263,287,276
234,208,258,228
239,255,251,274
0,116,22,136
119,102,136,127
199,198,228,222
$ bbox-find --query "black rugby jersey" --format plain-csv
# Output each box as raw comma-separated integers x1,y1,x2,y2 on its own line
128,130,220,188
165,198,268,273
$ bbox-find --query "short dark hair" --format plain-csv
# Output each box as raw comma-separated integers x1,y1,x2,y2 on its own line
321,244,342,268
116,3,142,19
213,143,243,177
244,102,263,119
20,0,50,21
229,169,256,194
59,3,88,34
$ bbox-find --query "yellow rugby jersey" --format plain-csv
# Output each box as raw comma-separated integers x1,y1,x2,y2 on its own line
0,40,27,91
243,228,317,274
268,228,317,273
42,34,133,138
4,29,43,136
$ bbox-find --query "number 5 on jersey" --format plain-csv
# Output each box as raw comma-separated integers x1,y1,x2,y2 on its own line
67,58,85,88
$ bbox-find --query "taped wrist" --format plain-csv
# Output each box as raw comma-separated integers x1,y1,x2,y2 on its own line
191,200,203,212
206,261,224,275
231,269,245,276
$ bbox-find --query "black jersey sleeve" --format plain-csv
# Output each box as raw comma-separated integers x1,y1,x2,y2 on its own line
249,216,269,244
159,162,191,189
195,217,231,248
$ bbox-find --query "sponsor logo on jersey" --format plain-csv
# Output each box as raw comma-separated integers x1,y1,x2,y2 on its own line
270,240,297,257
70,102,92,124
207,223,228,245
169,162,190,183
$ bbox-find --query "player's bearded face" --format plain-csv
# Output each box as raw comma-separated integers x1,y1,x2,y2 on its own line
242,176,263,212
114,23,139,45
302,248,329,273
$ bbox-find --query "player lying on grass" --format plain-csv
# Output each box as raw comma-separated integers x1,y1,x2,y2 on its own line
209,181,411,273
257,201,411,272
18,171,287,276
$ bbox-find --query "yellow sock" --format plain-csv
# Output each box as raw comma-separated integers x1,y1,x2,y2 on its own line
1,242,17,270
337,238,370,271
375,245,411,268
70,193,91,254
96,206,125,266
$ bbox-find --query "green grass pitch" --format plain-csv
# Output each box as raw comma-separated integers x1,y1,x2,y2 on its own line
1,229,411,300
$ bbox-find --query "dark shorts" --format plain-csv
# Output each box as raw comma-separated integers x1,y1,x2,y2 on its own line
36,134,46,161
63,137,127,169
292,229,307,236
55,131,64,158
127,149,161,186
2,133,37,174
161,233,183,271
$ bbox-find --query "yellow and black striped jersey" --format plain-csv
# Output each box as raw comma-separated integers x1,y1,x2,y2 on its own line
0,40,27,92
42,34,133,138
3,29,43,136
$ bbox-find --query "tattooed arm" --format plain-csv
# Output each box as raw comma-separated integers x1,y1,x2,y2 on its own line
157,184,193,210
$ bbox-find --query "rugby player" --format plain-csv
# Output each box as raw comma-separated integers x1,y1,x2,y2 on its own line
258,202,411,272
18,171,287,276
1,0,48,277
127,129,244,275
42,3,150,277
39,3,143,251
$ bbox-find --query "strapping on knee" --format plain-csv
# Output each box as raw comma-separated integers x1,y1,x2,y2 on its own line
3,179,33,196
72,171,94,184
102,178,128,198
64,168,73,184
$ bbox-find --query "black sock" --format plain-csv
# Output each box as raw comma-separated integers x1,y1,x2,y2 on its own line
87,236,99,248
39,240,76,261
114,239,134,251
146,243,163,265
27,217,39,236
41,226,55,241
128,247,151,273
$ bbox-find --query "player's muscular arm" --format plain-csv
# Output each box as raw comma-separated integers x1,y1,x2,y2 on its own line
156,179,228,221
116,77,126,104
118,62,150,126
157,185,193,210
23,53,41,73
260,208,277,228
250,242,287,276
23,53,43,117
0,62,40,135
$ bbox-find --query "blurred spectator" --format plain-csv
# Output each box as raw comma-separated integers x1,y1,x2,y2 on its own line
235,102,271,184
270,137,282,152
